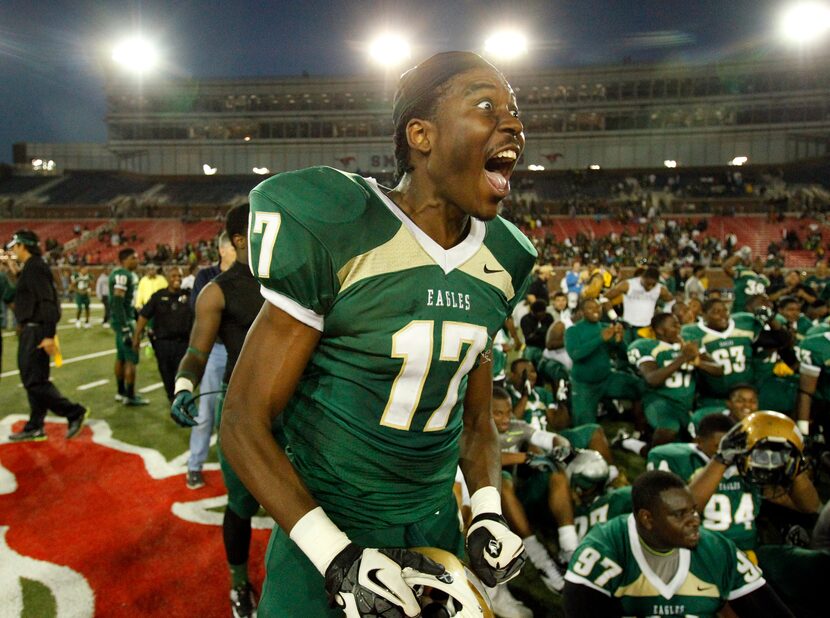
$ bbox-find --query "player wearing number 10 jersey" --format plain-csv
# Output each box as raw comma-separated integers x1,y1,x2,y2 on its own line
222,52,535,617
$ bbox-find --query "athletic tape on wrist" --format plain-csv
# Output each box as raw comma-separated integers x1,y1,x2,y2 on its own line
470,486,502,519
558,525,579,552
187,346,208,360
174,378,194,394
289,506,351,575
797,420,810,436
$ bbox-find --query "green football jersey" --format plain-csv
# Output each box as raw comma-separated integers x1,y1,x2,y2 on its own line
731,266,769,312
805,322,830,338
249,167,536,529
492,329,508,382
505,383,558,431
108,267,138,325
627,339,695,405
566,514,765,617
72,272,91,294
573,486,633,541
647,443,761,551
796,332,830,401
774,313,812,341
681,314,758,398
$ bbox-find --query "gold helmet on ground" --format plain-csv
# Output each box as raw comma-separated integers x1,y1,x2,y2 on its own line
406,547,494,618
736,411,804,487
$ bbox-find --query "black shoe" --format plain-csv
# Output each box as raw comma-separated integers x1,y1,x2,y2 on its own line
186,470,205,490
125,395,150,406
9,427,47,442
230,582,257,618
67,408,89,439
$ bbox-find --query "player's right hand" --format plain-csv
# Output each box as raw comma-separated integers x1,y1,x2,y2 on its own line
324,543,446,618
715,423,748,466
170,390,198,427
120,326,133,349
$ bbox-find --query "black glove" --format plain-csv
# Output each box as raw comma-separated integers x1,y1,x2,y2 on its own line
324,543,445,618
715,423,748,466
753,305,774,325
121,325,134,349
466,513,527,587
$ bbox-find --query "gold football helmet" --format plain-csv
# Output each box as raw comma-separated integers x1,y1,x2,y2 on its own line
406,547,494,618
737,411,804,487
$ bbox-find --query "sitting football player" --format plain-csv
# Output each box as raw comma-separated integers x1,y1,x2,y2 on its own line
493,386,571,594
563,471,795,618
548,449,632,565
505,357,613,462
688,382,758,438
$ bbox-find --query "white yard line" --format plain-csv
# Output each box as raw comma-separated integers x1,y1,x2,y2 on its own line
77,379,109,391
138,382,165,394
0,343,149,378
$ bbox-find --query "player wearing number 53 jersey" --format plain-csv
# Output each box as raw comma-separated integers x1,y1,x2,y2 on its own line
222,52,535,617
563,471,793,618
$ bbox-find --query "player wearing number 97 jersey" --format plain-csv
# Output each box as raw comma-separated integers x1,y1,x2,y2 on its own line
681,299,759,404
563,471,793,618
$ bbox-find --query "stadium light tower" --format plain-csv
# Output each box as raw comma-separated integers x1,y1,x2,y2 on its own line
779,2,830,45
483,30,528,61
111,35,160,74
368,33,411,67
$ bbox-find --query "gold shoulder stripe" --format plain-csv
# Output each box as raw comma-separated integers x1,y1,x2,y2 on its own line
457,245,515,301
337,226,433,292
614,573,659,598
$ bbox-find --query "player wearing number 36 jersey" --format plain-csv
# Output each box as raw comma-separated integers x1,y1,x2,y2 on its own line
222,51,535,617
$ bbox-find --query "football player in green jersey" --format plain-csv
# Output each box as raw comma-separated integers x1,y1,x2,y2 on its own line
687,412,820,559
689,382,758,437
724,250,770,313
548,450,632,566
222,51,535,617
629,312,722,447
563,470,794,617
70,265,91,328
108,248,148,406
795,331,830,438
681,298,762,405
493,387,572,594
506,358,613,461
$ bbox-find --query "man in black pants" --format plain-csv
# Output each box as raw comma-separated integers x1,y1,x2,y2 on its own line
5,229,87,441
169,205,263,618
132,267,193,402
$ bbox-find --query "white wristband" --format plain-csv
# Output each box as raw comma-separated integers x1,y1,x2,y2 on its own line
174,377,194,394
289,507,351,576
470,486,502,519
558,525,579,553
798,420,810,436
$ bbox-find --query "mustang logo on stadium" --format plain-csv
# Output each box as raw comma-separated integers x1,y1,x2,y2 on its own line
0,416,270,618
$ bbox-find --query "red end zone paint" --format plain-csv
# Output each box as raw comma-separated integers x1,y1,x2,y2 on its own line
0,421,268,617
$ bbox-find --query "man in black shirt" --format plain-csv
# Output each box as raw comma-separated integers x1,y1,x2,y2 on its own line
5,230,87,441
520,299,554,367
132,267,193,402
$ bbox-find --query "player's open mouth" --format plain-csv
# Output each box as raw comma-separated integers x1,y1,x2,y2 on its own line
484,147,519,196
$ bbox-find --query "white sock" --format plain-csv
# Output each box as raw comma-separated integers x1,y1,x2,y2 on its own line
622,438,647,455
522,535,550,566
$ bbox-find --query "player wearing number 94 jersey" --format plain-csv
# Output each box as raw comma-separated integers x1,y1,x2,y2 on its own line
563,471,794,618
222,51,535,617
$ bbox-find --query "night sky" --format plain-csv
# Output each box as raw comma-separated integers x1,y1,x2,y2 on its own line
0,0,815,164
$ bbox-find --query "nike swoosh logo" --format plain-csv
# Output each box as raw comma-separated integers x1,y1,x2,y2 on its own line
484,265,504,274
697,585,713,591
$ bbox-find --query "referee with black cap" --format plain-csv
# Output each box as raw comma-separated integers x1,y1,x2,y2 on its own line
5,229,87,441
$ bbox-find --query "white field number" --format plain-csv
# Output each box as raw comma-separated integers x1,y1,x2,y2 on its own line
380,320,488,432
572,547,622,587
252,211,282,278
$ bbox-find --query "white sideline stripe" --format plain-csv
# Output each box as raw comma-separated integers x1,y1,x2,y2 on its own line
77,379,109,391
60,302,104,309
139,382,165,393
2,321,92,338
0,342,149,378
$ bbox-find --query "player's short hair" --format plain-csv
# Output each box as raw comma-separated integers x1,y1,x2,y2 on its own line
698,413,735,438
118,248,136,263
492,386,511,402
530,299,547,313
650,312,675,331
578,297,599,311
392,51,499,182
632,470,687,514
217,230,231,247
702,298,725,314
642,266,660,280
728,382,758,399
553,291,567,300
776,295,800,310
226,203,249,240
510,357,532,373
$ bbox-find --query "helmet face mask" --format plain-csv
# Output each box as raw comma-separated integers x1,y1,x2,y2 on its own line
736,411,804,488
566,449,610,501
407,548,493,618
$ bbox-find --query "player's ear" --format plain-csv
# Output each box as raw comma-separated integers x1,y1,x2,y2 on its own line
406,118,433,158
637,508,654,531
